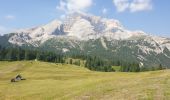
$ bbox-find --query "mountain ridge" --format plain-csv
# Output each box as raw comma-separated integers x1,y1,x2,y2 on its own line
1,12,170,68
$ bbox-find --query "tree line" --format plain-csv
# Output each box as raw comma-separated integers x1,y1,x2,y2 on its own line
0,45,165,72
0,46,65,63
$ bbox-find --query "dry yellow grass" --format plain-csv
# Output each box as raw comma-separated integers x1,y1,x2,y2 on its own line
0,61,169,100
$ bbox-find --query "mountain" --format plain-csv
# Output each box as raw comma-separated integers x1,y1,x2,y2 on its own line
1,12,170,68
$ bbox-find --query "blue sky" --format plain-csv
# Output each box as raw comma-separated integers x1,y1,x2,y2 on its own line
0,0,169,37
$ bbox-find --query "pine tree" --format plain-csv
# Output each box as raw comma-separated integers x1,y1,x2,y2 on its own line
16,48,21,61
24,50,29,60
5,49,13,61
69,59,73,64
158,64,163,70
36,52,40,61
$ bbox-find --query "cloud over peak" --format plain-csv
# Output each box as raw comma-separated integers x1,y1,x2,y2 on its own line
57,0,93,13
113,0,153,12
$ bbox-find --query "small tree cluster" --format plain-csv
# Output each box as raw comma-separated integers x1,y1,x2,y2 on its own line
120,62,140,72
85,56,114,72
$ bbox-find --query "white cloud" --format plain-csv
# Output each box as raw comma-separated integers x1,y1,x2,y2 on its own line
113,0,129,12
4,15,15,20
102,8,108,14
130,0,152,12
56,0,67,12
56,0,93,13
113,0,153,13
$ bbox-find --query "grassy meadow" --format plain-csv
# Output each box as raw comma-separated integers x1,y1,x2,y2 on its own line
0,61,170,100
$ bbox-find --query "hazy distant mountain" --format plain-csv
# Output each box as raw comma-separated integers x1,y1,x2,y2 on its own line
1,12,170,68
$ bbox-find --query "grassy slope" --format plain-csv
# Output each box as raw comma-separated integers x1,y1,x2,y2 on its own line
0,61,170,100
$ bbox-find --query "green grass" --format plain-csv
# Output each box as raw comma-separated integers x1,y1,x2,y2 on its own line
0,61,170,100
112,66,121,71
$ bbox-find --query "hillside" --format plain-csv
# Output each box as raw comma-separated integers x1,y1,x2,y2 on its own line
0,61,170,100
